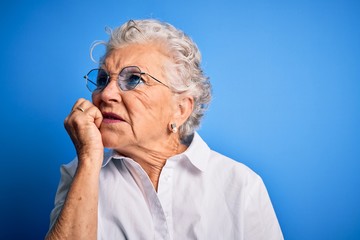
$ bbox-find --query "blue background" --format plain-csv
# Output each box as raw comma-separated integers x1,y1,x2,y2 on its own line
1,0,359,239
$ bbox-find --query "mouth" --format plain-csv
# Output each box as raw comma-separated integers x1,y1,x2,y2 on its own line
102,112,125,123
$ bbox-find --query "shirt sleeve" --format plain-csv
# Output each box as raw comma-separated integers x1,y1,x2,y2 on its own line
244,174,284,240
47,159,78,232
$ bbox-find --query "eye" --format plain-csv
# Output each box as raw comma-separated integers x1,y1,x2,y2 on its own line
96,70,109,87
125,73,143,89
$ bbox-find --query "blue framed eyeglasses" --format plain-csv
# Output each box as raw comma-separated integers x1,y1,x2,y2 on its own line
83,66,169,92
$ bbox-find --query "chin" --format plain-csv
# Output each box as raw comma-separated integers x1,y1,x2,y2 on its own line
101,132,129,149
102,136,120,148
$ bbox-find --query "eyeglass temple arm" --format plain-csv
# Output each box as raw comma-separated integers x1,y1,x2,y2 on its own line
83,75,99,86
144,73,169,88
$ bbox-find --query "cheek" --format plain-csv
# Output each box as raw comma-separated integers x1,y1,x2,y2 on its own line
128,91,173,121
91,93,100,106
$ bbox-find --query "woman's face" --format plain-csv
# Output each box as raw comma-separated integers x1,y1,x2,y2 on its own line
92,43,176,154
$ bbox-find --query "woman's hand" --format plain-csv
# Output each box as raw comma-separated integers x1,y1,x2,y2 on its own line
64,98,104,170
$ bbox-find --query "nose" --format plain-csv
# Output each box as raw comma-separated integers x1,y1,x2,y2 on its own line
97,78,123,103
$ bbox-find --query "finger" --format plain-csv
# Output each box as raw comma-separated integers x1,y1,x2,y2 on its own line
71,98,87,113
70,99,103,129
83,105,103,129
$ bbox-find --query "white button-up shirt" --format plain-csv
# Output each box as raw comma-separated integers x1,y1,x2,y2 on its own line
49,133,283,239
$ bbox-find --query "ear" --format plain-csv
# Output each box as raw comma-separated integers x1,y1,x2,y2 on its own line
172,95,194,128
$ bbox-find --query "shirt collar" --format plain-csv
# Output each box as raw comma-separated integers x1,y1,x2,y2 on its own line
102,149,125,167
101,132,211,172
181,132,210,172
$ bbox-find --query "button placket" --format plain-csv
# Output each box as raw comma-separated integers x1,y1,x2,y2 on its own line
123,158,171,240
158,158,176,239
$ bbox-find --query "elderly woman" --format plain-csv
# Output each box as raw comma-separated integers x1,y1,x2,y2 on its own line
46,19,283,240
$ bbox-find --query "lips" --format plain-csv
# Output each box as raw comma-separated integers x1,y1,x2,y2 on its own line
102,112,125,123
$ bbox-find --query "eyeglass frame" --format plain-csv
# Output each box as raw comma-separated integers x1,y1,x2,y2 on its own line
83,65,170,92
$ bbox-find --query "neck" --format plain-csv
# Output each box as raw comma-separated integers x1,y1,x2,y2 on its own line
117,135,187,190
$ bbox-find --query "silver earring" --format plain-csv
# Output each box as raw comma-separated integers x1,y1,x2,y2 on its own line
170,123,178,133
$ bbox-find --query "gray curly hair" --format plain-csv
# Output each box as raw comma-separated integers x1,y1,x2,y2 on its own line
91,19,212,142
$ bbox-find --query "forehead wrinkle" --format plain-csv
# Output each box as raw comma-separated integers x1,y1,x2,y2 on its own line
103,43,170,82
104,58,150,77
102,51,128,74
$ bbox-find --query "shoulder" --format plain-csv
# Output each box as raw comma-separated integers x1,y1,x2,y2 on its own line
208,149,260,181
187,133,261,184
60,157,78,177
205,150,274,214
